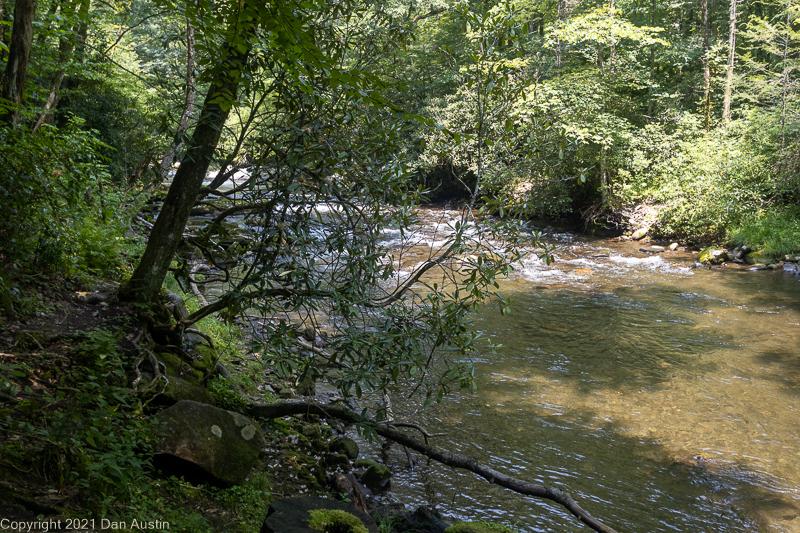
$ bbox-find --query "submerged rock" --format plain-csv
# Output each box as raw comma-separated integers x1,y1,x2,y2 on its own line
154,400,266,486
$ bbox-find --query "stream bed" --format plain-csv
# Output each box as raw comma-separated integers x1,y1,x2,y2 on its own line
356,208,800,533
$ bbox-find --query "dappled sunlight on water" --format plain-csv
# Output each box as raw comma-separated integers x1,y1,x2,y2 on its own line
357,209,800,533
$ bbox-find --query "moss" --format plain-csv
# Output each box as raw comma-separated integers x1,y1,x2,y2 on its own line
744,250,774,265
359,463,391,489
444,521,519,533
192,344,219,374
307,509,368,533
330,437,359,460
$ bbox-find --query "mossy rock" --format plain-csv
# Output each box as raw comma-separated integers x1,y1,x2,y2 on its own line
358,462,391,490
295,374,316,396
698,247,729,265
329,437,359,460
744,250,773,265
307,509,368,533
192,344,219,374
444,521,516,533
162,375,217,406
302,424,333,441
260,496,378,533
322,453,351,469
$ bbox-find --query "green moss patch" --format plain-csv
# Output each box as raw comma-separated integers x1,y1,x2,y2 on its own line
307,509,368,533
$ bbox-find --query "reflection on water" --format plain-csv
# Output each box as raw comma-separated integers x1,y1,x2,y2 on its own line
363,211,800,533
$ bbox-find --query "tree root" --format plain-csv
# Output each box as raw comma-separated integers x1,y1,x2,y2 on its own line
247,400,618,533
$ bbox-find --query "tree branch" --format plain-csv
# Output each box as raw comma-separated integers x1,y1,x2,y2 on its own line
247,400,618,533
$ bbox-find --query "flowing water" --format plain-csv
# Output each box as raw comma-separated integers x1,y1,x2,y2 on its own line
182,186,800,532
362,208,800,533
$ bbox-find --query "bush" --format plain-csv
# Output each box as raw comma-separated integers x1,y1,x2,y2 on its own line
0,119,131,278
728,205,800,257
617,114,771,241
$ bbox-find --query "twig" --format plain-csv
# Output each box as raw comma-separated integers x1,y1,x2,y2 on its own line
388,422,447,445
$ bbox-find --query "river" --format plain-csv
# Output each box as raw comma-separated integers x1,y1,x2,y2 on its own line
358,207,800,533
184,188,800,532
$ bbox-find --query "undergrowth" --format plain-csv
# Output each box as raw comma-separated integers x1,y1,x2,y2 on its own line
728,205,800,257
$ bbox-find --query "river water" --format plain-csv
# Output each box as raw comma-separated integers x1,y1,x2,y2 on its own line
184,190,800,532
359,207,800,533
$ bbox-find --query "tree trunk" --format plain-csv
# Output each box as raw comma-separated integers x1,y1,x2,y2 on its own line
556,0,564,72
722,0,737,122
702,0,711,128
0,0,37,125
778,1,791,177
119,42,249,304
647,0,656,117
32,0,91,133
608,0,616,68
158,19,196,179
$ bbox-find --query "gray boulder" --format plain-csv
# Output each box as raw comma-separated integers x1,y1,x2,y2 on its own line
154,400,266,486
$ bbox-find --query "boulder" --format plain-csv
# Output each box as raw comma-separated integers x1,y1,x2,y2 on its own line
698,247,729,265
354,459,391,490
744,250,771,265
631,227,649,240
669,243,679,251
260,496,378,533
162,375,217,406
330,437,359,460
154,400,266,486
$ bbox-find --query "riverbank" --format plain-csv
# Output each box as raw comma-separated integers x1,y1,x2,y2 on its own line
0,274,527,533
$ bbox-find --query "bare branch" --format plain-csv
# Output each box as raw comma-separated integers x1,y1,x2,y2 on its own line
247,400,618,533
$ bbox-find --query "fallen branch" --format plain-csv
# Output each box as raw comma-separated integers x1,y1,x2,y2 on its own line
247,401,617,533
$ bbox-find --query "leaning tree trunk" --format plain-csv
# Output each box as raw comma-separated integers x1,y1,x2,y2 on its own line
0,0,37,125
722,0,737,123
119,42,250,304
32,0,91,133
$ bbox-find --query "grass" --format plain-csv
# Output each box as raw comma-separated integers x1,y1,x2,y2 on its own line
728,205,800,258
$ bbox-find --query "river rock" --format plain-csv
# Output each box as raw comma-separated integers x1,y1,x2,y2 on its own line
260,496,378,533
669,243,679,251
631,227,649,240
355,459,391,490
749,264,768,271
154,400,266,486
330,437,360,460
698,247,729,265
744,251,770,265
